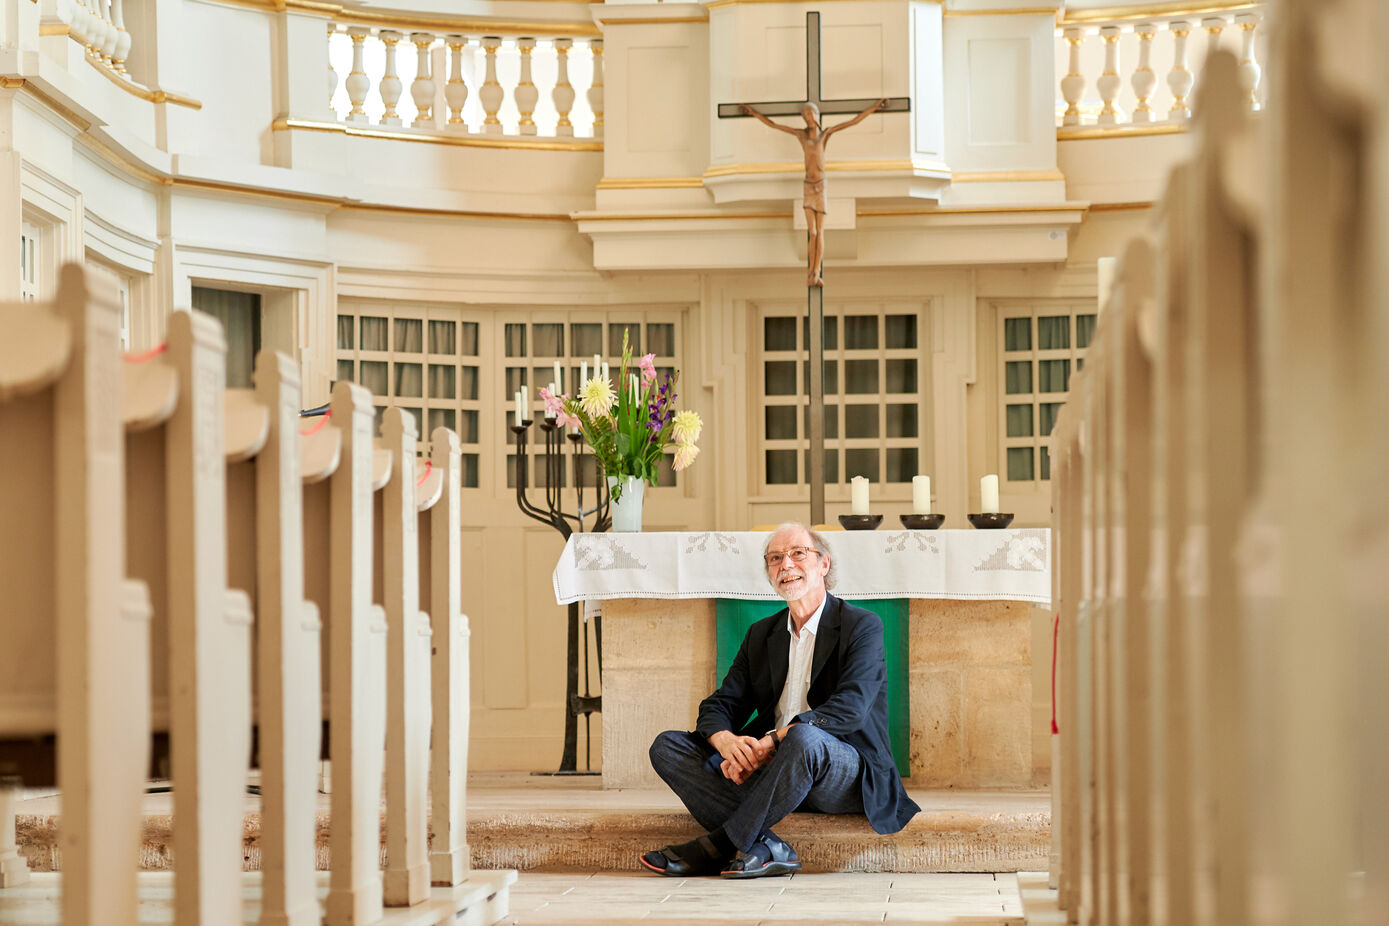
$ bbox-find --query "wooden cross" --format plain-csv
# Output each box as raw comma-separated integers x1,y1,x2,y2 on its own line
718,11,910,526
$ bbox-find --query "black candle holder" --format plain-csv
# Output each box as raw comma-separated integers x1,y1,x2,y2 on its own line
512,417,610,775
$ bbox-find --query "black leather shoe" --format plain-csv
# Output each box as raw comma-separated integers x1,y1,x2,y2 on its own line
639,835,728,877
721,832,802,879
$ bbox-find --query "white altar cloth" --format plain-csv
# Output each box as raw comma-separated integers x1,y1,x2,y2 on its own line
552,529,1051,605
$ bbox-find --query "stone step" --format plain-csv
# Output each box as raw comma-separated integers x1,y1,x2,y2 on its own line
13,779,1050,876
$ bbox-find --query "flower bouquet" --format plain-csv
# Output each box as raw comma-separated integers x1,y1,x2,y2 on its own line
540,329,702,503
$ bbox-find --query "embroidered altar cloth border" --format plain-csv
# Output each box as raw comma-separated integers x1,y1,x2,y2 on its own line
552,529,1051,605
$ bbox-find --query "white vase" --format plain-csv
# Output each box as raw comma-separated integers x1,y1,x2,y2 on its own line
607,475,645,532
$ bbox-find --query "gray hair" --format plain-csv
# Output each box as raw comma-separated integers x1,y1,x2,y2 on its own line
763,521,836,590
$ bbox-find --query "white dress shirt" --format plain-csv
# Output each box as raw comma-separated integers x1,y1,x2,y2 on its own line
773,596,826,730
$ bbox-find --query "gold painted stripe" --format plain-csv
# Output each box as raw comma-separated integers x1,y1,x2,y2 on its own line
89,58,203,109
0,77,25,90
595,177,705,190
952,169,1066,182
703,159,930,179
1060,1,1257,25
595,16,710,25
275,117,603,151
208,0,602,37
706,0,934,8
577,211,790,222
39,22,69,35
1087,201,1155,212
1057,123,1187,139
859,203,1087,217
944,7,1059,18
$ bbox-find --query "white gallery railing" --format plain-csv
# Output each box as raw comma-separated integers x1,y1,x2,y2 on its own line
47,0,133,73
327,25,604,139
1054,4,1266,130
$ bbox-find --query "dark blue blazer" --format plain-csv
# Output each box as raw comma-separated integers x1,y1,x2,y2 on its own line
694,593,920,834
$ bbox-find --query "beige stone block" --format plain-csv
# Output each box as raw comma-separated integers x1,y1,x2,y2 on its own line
909,599,1032,667
601,666,708,790
602,598,716,672
962,667,1033,787
908,668,963,785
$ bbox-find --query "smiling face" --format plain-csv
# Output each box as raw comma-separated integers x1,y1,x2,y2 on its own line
764,525,830,604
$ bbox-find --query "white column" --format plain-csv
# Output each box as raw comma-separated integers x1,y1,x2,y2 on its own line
1060,27,1086,127
1168,21,1193,121
1203,15,1225,57
479,36,504,134
327,22,339,117
379,29,403,126
1096,25,1121,126
444,35,468,128
515,37,538,135
410,32,435,127
588,38,604,137
1131,24,1157,124
1236,13,1262,112
552,37,575,137
345,27,371,125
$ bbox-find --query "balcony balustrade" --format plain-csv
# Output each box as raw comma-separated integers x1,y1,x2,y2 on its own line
327,24,603,141
1054,3,1265,133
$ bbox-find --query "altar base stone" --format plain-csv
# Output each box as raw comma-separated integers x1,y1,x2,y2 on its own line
600,598,717,790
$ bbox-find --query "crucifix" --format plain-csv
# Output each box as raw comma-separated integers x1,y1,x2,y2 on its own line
719,10,911,525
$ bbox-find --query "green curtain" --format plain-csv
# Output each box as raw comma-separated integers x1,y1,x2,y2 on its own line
714,598,909,777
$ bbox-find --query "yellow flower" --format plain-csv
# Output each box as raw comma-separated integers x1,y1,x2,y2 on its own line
673,441,700,471
672,410,703,445
579,377,616,418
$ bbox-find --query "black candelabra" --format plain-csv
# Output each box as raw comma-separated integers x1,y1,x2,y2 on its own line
511,415,609,775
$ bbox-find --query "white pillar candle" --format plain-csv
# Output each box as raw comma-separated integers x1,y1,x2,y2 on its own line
580,360,588,385
513,389,523,426
981,474,1000,514
521,388,530,422
593,353,601,375
850,475,870,515
912,475,932,514
601,361,609,381
553,360,563,391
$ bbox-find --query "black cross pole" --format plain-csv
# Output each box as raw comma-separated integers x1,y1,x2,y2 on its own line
718,11,910,526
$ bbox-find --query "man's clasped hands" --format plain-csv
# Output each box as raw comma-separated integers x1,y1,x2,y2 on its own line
707,727,791,785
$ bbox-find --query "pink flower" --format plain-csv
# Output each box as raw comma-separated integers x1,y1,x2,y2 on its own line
639,352,658,384
539,385,566,417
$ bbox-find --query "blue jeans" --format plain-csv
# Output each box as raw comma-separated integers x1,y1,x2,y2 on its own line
648,724,865,853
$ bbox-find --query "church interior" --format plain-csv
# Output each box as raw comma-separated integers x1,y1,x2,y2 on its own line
0,0,1385,922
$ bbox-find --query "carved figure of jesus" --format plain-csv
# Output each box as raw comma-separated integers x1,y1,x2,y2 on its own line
742,98,888,287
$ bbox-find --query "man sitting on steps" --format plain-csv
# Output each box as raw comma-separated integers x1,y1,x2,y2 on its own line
640,522,920,879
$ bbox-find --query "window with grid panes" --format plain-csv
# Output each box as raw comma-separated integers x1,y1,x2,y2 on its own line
759,304,926,490
335,304,482,488
998,305,1098,483
502,315,681,491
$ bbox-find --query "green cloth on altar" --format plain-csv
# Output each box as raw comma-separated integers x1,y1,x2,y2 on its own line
714,598,910,778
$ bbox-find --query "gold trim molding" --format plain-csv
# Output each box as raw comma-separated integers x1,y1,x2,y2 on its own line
89,58,203,109
1057,123,1187,139
274,117,603,151
209,0,602,37
706,0,930,8
704,159,934,179
1088,201,1155,212
39,22,69,35
943,7,1060,18
859,203,1087,217
1060,1,1257,25
577,210,790,222
596,177,705,190
595,16,710,25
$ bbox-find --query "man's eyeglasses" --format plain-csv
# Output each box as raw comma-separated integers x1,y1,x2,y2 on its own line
763,547,822,568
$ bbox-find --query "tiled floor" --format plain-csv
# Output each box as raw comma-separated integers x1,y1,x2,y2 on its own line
502,870,1024,925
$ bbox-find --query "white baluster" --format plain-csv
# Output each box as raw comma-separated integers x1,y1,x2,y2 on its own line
588,38,604,137
1131,23,1157,124
1096,25,1121,126
444,35,468,129
379,30,404,126
1167,20,1193,121
515,37,538,136
97,0,117,65
1236,12,1262,112
70,0,91,52
410,32,435,128
552,37,575,137
328,23,340,117
479,36,503,135
1203,15,1225,57
1060,26,1085,127
346,26,371,125
110,0,130,72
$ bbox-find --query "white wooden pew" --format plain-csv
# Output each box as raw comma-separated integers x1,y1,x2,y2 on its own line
0,265,151,926
224,351,322,926
123,309,253,926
